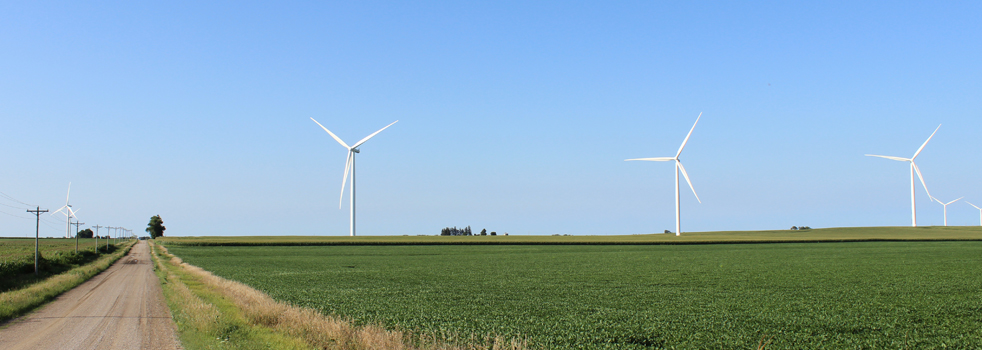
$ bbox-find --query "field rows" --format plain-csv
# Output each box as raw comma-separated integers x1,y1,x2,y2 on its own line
0,238,102,260
168,241,982,349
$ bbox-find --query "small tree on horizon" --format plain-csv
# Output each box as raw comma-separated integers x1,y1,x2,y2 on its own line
78,228,94,238
146,215,166,239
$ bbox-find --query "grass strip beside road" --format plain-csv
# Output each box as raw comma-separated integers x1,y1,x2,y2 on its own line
0,241,136,323
159,226,982,246
150,241,526,350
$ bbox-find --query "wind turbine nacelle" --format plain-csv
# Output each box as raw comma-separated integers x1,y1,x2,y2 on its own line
352,148,360,153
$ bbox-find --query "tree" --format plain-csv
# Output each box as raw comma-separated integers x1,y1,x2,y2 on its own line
146,215,166,239
480,228,487,236
78,228,94,238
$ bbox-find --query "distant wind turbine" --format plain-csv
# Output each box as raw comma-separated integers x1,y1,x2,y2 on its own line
966,202,982,226
626,113,702,236
932,196,962,226
865,124,940,227
51,183,78,238
311,118,398,236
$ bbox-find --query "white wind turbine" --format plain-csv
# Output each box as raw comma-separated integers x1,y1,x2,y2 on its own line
311,118,398,236
865,124,940,227
966,201,982,226
932,196,962,227
626,113,702,236
51,183,79,238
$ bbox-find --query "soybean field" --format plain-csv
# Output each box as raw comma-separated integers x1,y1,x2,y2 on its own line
167,241,982,349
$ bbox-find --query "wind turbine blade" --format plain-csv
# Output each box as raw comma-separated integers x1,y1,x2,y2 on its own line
676,113,702,158
311,118,351,149
339,152,352,209
911,162,933,201
967,201,981,210
676,161,701,203
947,197,964,205
51,205,68,216
351,120,399,149
69,208,79,218
625,157,675,162
912,124,941,160
864,154,910,162
66,182,71,205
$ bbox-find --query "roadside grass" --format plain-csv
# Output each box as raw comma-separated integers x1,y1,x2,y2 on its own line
151,241,312,350
0,240,135,323
151,241,526,350
158,226,982,246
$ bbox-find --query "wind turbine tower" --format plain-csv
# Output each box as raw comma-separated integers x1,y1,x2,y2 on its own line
311,118,398,236
967,202,982,226
933,197,963,226
865,124,940,227
626,113,703,236
52,183,79,238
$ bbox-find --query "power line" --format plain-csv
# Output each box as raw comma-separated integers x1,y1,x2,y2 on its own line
0,209,32,219
0,191,35,207
0,201,31,210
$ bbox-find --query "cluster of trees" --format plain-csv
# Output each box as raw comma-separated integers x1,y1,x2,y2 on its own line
440,227,499,236
790,226,811,230
78,228,94,238
72,229,109,239
441,226,472,236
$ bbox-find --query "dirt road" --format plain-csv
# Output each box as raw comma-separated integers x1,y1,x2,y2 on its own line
0,241,180,350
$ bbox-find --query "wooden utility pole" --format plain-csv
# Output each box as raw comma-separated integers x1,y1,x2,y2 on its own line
27,207,49,276
71,220,85,254
93,225,103,253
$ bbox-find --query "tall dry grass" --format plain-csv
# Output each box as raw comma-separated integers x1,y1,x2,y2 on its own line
154,243,527,350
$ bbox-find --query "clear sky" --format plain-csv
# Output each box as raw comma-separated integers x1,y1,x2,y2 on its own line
2,1,980,237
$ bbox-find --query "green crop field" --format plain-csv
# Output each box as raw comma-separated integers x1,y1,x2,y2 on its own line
0,237,99,261
167,238,982,349
0,238,115,286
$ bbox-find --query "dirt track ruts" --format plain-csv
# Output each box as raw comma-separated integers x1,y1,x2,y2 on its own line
0,241,180,350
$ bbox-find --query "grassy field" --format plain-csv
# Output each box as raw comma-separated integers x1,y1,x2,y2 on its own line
0,237,114,293
167,238,982,349
0,237,103,260
158,226,982,246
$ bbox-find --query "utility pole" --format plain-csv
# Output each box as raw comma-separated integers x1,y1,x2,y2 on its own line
71,220,85,254
93,225,103,253
27,207,49,276
106,227,113,250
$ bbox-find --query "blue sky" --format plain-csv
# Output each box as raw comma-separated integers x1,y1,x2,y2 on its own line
1,1,980,237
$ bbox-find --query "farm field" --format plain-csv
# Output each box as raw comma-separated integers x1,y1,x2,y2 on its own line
0,237,101,261
167,240,982,349
0,238,116,288
159,226,982,246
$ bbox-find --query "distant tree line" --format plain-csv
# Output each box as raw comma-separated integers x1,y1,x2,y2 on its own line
441,226,472,236
440,226,501,236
